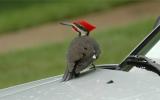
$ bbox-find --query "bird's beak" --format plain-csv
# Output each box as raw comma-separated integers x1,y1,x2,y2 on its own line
60,22,73,27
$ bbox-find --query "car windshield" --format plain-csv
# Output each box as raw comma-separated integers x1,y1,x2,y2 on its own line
145,40,160,64
120,24,160,75
138,26,160,64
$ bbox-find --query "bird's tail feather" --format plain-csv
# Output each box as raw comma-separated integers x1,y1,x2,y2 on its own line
62,68,73,81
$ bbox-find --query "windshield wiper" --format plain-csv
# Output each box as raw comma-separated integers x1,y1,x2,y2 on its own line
123,55,160,75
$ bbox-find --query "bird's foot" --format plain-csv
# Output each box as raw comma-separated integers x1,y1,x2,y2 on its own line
90,63,96,70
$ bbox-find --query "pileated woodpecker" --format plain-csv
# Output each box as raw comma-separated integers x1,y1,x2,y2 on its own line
61,20,101,81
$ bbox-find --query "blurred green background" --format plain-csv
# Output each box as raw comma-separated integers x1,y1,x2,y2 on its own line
0,0,138,34
0,0,159,88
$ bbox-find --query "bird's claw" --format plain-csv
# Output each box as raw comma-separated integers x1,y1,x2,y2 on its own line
90,63,96,70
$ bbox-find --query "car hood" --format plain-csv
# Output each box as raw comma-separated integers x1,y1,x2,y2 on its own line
0,68,160,100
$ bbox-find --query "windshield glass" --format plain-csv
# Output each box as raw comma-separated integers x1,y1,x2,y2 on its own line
146,40,160,64
138,29,160,64
128,30,160,75
120,24,160,73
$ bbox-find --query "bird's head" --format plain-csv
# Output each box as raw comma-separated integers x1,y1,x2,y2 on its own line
60,20,96,37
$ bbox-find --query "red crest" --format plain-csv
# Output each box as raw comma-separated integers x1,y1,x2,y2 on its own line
73,20,96,32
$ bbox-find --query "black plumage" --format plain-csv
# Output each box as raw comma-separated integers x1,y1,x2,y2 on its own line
62,36,101,81
61,20,101,81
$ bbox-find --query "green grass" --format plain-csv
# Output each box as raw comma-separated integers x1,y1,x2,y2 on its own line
95,18,154,64
0,18,154,89
0,0,141,34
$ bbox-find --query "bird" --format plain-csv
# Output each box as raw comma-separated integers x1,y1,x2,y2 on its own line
60,20,101,81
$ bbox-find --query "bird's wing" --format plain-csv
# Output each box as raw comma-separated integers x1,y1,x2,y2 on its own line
67,37,99,73
90,37,101,58
67,39,87,72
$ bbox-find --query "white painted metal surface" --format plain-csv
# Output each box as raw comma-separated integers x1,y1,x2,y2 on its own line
0,68,160,100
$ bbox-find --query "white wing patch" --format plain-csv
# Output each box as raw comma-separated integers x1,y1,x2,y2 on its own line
92,54,96,59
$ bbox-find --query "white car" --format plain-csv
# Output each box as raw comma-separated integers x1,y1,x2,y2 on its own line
0,17,160,100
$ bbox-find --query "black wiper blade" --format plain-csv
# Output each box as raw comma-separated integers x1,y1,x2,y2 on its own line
125,55,160,75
